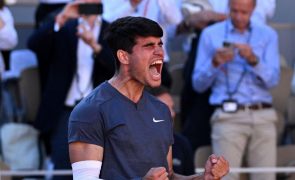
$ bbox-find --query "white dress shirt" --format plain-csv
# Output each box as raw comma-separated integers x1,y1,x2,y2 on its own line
0,6,18,74
103,0,183,62
208,0,276,24
65,17,101,107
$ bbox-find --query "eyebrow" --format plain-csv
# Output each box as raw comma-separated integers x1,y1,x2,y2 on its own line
142,40,163,47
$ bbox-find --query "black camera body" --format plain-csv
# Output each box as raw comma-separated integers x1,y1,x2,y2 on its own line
78,3,103,15
223,41,233,48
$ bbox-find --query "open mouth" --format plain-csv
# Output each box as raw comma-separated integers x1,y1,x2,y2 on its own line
149,60,163,78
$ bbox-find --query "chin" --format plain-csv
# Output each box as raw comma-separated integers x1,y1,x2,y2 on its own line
148,81,161,88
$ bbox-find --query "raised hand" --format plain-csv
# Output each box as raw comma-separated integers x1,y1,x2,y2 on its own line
234,43,258,66
0,17,4,29
188,10,228,30
143,167,169,180
212,47,234,67
76,23,102,53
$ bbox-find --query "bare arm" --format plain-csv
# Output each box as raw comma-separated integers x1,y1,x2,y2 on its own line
166,146,204,180
69,141,104,163
167,146,229,180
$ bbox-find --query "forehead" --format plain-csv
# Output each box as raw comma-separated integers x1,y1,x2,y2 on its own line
135,36,162,44
230,0,255,9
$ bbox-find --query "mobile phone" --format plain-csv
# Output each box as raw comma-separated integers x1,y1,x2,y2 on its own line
78,3,103,15
223,41,232,48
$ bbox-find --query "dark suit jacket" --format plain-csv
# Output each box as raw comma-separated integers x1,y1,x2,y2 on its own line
28,19,115,134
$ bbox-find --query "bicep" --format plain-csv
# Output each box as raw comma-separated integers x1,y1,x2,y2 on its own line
69,141,104,163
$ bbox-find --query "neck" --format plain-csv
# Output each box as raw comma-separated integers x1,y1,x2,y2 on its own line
108,75,144,103
236,27,247,33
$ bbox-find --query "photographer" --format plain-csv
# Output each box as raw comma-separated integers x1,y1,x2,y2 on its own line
191,0,280,179
28,0,115,179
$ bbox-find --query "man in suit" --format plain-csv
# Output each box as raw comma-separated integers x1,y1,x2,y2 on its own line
28,0,115,179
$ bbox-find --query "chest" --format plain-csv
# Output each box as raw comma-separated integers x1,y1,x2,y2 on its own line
102,101,173,152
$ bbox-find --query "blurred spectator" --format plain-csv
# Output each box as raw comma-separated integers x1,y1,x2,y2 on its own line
292,70,295,95
103,0,183,89
180,0,276,152
209,0,276,24
192,0,279,179
28,0,115,179
34,0,70,28
34,0,70,89
0,0,18,70
148,86,195,175
180,1,227,152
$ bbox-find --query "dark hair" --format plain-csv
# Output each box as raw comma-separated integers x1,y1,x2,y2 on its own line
104,16,163,71
0,0,5,9
146,85,170,97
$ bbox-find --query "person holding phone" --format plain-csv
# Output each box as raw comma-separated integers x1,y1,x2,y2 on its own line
28,0,115,179
191,0,279,179
148,86,195,176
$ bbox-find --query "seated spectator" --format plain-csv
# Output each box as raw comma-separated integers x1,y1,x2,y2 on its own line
179,1,227,152
148,86,195,175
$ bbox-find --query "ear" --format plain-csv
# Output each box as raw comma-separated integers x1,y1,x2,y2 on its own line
117,49,129,65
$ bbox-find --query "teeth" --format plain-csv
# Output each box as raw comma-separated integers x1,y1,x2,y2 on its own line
151,60,162,66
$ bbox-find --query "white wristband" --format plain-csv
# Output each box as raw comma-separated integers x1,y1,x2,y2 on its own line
72,160,102,180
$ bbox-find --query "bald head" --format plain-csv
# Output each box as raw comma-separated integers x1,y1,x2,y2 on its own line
229,0,256,7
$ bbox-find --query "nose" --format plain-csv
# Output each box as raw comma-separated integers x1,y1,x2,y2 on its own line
155,45,164,57
235,13,242,21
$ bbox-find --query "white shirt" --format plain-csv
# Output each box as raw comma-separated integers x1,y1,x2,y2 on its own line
208,0,276,24
0,6,18,74
103,0,183,62
65,17,101,106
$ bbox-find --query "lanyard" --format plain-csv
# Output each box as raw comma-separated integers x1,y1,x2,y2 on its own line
224,21,252,99
225,64,247,99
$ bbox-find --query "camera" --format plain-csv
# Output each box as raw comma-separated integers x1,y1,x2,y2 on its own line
78,3,103,15
223,41,233,48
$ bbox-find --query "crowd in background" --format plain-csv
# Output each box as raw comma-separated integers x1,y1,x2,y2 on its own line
1,0,295,179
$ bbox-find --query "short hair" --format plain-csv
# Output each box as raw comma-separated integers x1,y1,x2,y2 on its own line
146,85,170,97
229,0,256,7
104,16,163,71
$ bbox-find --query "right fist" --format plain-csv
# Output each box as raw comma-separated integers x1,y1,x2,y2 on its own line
143,167,169,180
